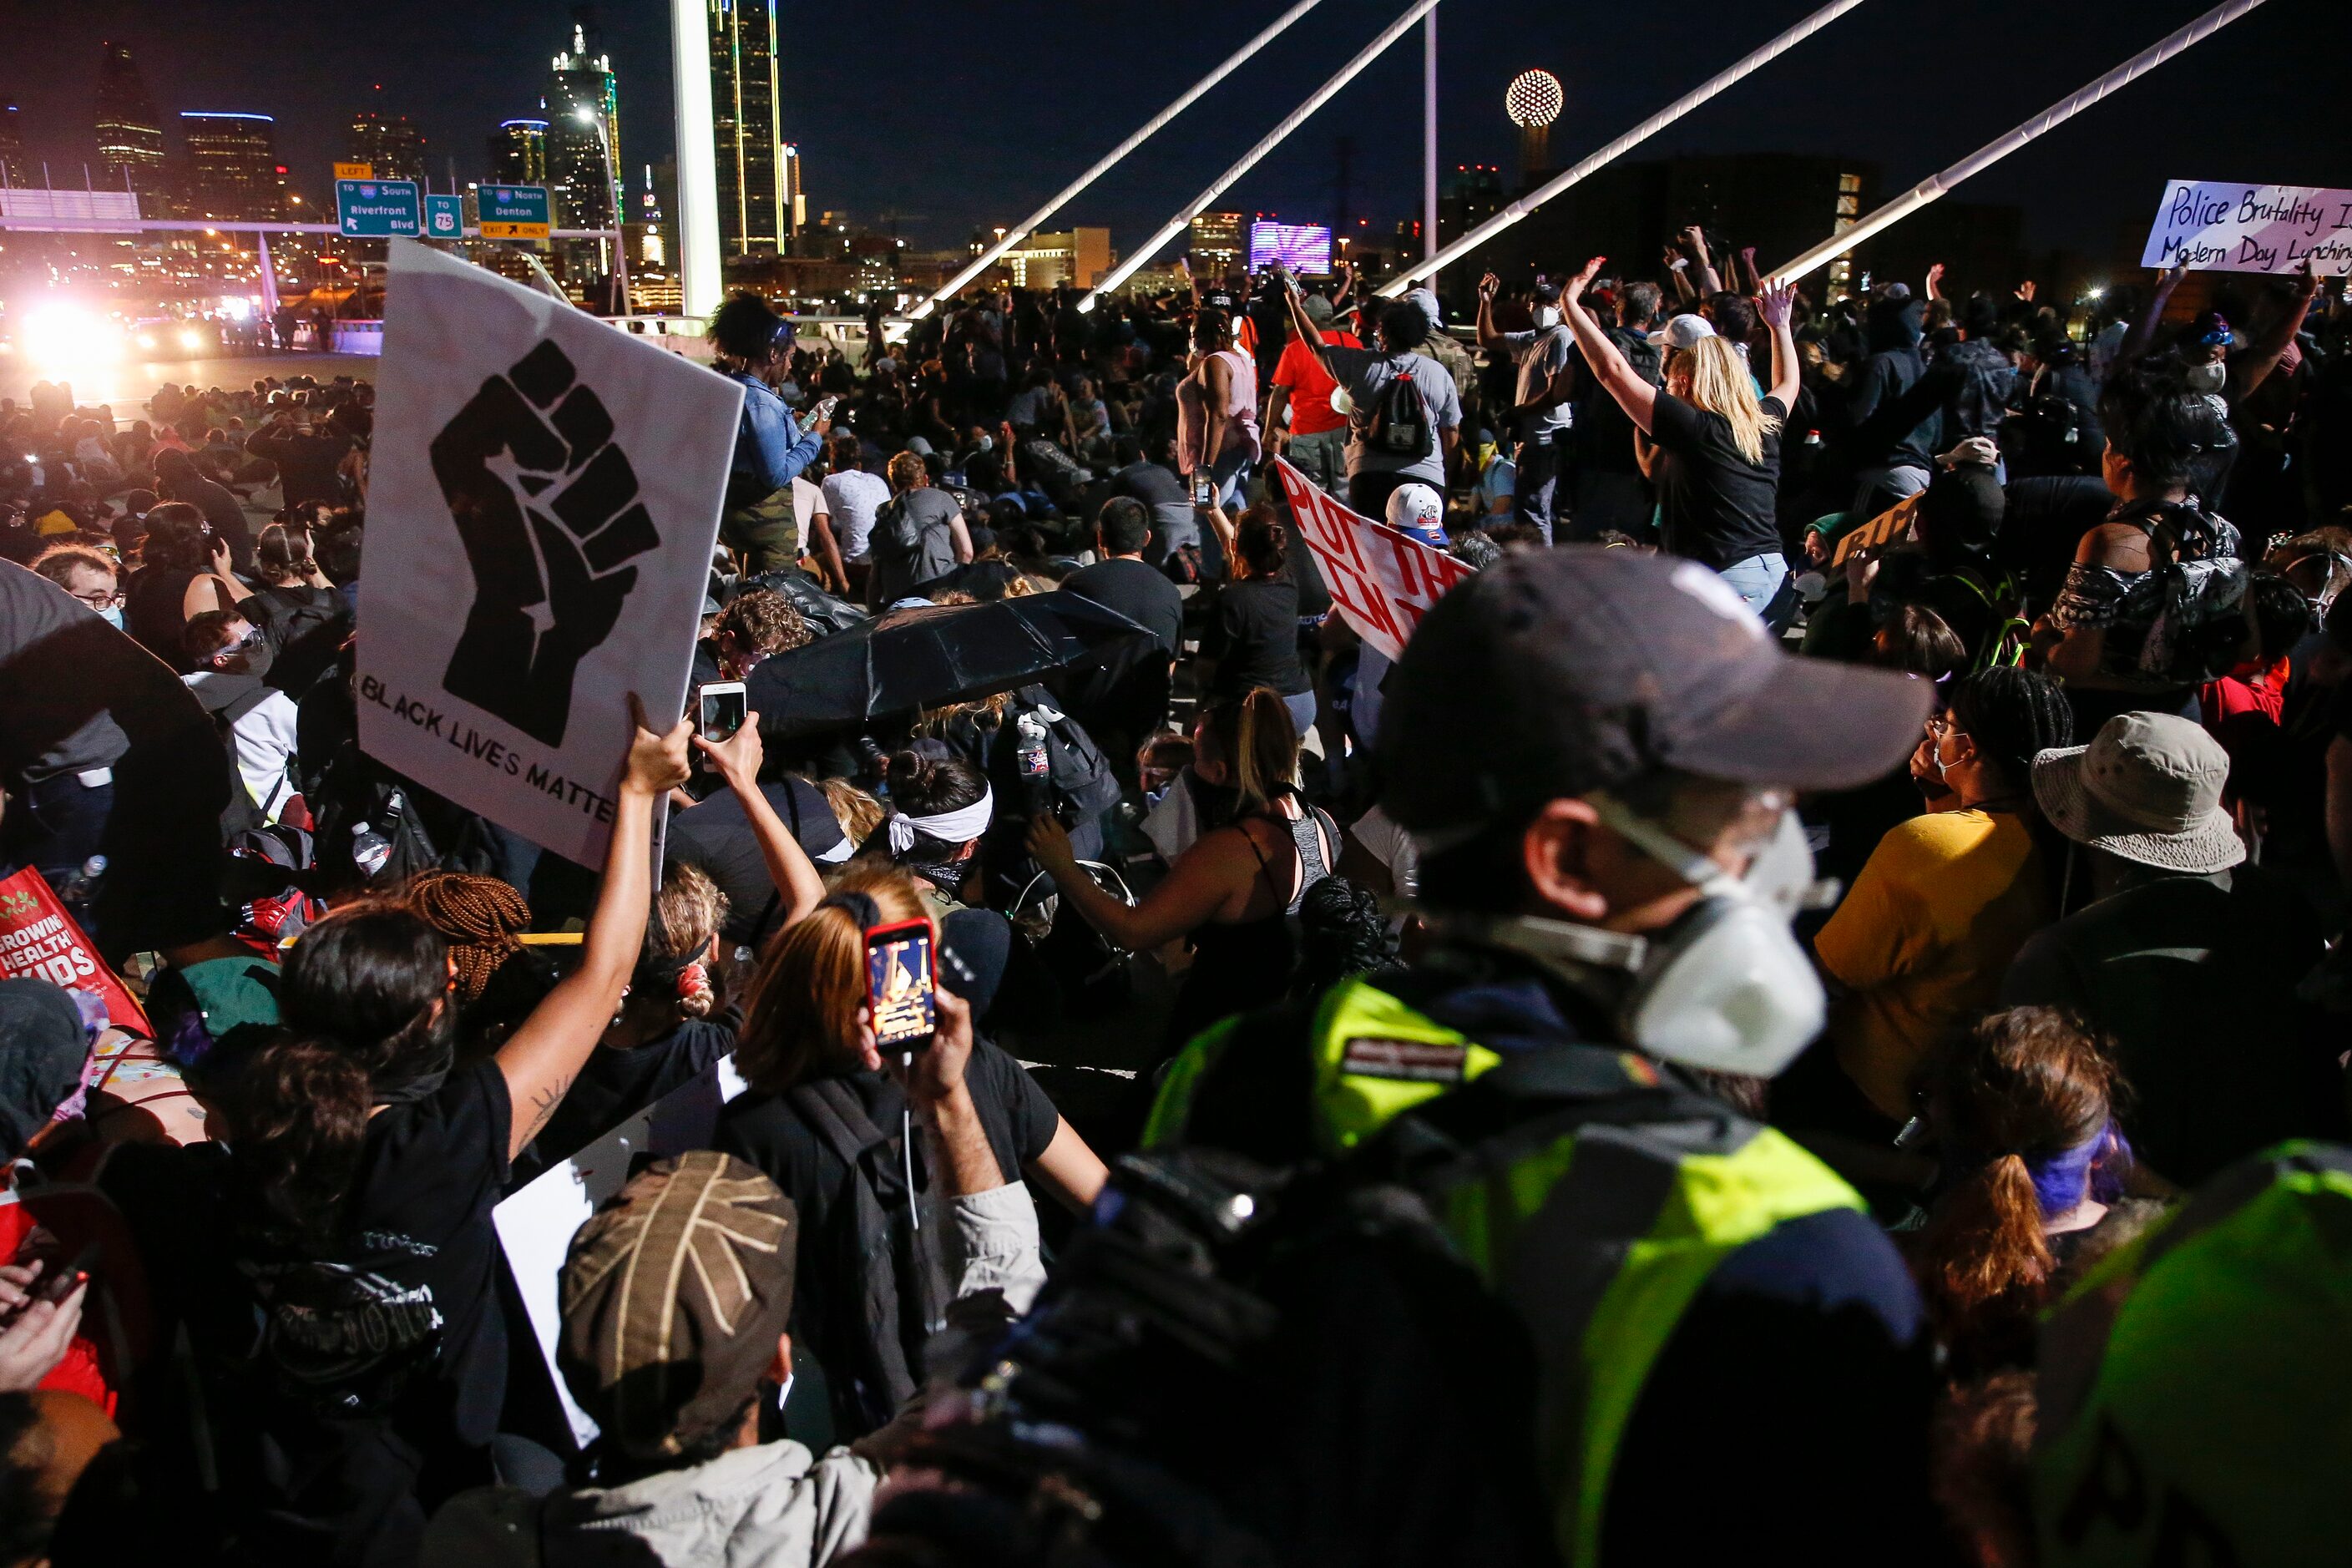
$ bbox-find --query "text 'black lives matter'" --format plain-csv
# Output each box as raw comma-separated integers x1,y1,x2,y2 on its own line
432,340,660,746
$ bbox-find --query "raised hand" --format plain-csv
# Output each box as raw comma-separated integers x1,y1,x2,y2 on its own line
1759,281,1798,330
432,341,660,747
624,694,693,797
2016,280,2037,304
1478,271,1501,301
1925,262,1945,299
1568,256,1606,301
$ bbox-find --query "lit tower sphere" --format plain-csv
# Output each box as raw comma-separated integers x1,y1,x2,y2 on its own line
1506,68,1564,185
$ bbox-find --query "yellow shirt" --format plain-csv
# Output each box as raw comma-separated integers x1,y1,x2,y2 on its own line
1812,807,2051,1120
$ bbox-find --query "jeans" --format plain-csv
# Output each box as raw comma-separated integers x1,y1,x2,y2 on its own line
1196,450,1252,580
1718,552,1788,613
1513,432,1569,544
1282,690,1319,746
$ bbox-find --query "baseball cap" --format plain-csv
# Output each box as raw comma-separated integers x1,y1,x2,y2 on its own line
559,1152,797,1461
1529,281,1562,305
1647,313,1717,351
1383,483,1447,547
1376,547,1932,835
1302,294,1336,327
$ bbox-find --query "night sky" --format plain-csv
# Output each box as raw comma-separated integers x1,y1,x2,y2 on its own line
2,0,2338,263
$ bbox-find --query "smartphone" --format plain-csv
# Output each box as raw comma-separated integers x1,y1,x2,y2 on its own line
1191,473,1216,508
697,681,747,743
864,917,937,1052
34,1244,97,1307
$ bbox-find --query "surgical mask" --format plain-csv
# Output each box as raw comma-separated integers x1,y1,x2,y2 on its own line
99,607,124,630
1532,306,1562,330
2183,361,2227,395
1422,797,1831,1077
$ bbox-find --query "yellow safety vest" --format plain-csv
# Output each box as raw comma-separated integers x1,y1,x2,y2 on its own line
1146,978,1864,1564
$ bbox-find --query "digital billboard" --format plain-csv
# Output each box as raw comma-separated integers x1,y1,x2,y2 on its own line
1248,221,1333,275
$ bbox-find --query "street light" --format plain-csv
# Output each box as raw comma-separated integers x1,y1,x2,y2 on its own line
573,108,631,316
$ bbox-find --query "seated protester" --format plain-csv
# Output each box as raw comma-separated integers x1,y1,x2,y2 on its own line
868,751,994,916
150,448,254,574
1289,876,1404,999
0,983,107,1417
120,503,246,672
1028,689,1336,1053
668,771,848,952
1803,604,1970,903
401,870,552,1055
2030,357,2249,736
424,1134,1044,1567
715,866,1105,1441
1798,670,2074,1142
1060,497,1184,779
706,587,813,686
242,522,348,697
1904,1008,2144,1378
2003,712,2349,1186
168,707,690,1565
867,451,972,608
922,685,1121,906
27,544,124,631
183,610,303,828
2199,568,2309,776
1197,503,1315,741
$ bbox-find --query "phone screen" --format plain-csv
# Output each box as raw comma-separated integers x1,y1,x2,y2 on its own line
698,683,747,743
1191,474,1216,508
864,918,937,1051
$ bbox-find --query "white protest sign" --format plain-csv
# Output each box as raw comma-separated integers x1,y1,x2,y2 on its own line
1271,458,1474,665
493,1053,751,1449
2141,180,2352,276
359,240,744,866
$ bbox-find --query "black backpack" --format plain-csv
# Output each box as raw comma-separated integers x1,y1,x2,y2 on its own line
209,685,280,837
1363,360,1433,459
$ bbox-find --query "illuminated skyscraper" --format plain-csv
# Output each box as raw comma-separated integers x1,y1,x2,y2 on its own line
545,21,620,229
782,142,804,235
710,0,785,256
180,112,287,220
0,104,27,189
94,41,167,209
346,110,427,185
488,119,550,186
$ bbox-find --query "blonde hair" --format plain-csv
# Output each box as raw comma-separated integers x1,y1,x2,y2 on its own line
1198,687,1298,817
648,861,727,1020
736,863,929,1093
1677,335,1779,466
819,777,886,846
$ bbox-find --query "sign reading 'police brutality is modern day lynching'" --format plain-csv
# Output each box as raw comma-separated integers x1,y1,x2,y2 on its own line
358,241,743,866
2142,180,2352,276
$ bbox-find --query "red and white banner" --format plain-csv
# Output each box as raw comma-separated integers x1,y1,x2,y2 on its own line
0,867,150,1035
1271,458,1474,665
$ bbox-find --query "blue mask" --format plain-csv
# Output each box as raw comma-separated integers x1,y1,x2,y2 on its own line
99,607,124,631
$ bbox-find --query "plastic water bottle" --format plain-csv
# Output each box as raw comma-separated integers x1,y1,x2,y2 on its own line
58,855,108,908
352,822,392,881
1015,711,1053,822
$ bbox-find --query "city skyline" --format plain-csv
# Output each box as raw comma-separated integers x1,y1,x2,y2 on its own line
0,0,2336,266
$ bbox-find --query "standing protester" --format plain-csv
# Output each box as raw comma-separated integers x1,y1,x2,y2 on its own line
1176,308,1262,576
1264,291,1360,500
1559,257,1800,609
711,294,830,575
1271,265,1462,521
1475,274,1579,543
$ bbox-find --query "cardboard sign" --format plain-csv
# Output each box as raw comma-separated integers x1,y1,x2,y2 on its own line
359,240,742,866
493,1054,749,1449
1830,491,1923,568
2141,180,2352,276
0,867,150,1034
1271,458,1474,664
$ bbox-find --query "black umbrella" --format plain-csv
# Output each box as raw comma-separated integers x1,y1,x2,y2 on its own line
745,589,1159,737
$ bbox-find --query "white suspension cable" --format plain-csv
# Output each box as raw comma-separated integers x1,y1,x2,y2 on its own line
1767,0,2274,287
1377,0,1870,297
913,0,1333,319
1080,0,1444,313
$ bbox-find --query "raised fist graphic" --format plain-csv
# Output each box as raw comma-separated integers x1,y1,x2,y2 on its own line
431,341,659,746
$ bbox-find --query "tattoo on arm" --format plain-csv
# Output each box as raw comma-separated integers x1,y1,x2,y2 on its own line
520,1071,576,1145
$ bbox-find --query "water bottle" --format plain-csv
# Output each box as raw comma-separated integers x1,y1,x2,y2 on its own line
1014,711,1053,822
352,822,392,881
57,855,107,910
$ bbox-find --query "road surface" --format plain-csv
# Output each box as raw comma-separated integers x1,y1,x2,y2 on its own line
0,352,377,413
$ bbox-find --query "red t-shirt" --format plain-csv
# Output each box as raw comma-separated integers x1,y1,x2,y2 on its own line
0,1198,115,1416
1272,329,1363,436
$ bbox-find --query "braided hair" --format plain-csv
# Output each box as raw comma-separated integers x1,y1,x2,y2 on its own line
406,872,531,1009
1947,668,2074,795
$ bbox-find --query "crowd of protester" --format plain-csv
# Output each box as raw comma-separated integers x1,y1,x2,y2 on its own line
0,221,2348,1568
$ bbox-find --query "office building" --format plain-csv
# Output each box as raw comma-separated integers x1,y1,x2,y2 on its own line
94,41,167,209
180,112,287,221
488,119,549,186
711,0,786,256
545,22,620,230
346,110,427,186
1002,228,1113,290
783,142,805,236
0,104,27,189
1189,211,1244,274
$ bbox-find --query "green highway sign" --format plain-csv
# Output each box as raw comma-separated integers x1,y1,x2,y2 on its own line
423,193,466,240
336,178,422,238
478,184,553,240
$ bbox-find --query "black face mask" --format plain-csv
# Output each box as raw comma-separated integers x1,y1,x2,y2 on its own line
370,1003,456,1107
235,639,276,683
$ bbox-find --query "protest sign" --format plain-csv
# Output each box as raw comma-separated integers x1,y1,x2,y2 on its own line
1271,459,1474,664
359,240,744,867
0,867,150,1034
2141,180,2352,276
1831,491,1924,568
493,1055,748,1449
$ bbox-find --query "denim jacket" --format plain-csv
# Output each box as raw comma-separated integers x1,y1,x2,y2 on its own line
730,374,824,501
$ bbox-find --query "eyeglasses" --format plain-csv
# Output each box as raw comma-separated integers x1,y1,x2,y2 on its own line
1925,713,1957,737
71,589,124,609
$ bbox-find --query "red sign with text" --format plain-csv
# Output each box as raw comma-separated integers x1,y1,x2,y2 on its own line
0,867,150,1034
1272,458,1474,664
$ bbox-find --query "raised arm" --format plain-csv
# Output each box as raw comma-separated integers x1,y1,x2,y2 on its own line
2116,266,2186,368
1924,262,1945,303
497,699,693,1159
1680,227,1722,296
1759,281,1803,413
694,716,826,928
2233,261,2321,401
1560,255,1658,433
1474,271,1510,349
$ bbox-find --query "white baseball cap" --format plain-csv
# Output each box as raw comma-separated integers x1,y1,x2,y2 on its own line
1384,483,1447,546
1647,313,1717,351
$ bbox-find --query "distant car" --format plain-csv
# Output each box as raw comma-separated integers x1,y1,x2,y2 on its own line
127,317,220,361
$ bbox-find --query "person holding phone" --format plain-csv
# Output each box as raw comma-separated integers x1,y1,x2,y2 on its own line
717,864,1106,1441
709,294,831,575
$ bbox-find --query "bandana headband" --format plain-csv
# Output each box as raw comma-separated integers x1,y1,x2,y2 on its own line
886,784,995,856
